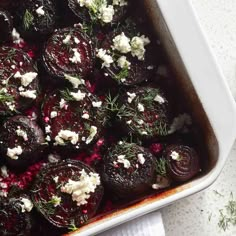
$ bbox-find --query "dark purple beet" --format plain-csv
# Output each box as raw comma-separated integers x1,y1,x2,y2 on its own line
0,10,13,42
0,195,33,236
0,116,45,169
30,159,104,228
101,142,156,199
164,144,200,182
42,26,94,82
0,46,39,115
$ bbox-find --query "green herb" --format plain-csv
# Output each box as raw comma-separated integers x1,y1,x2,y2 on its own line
110,142,137,160
68,221,79,232
114,67,129,82
82,23,94,36
0,89,14,103
23,9,34,30
47,196,61,207
60,89,75,102
156,158,167,176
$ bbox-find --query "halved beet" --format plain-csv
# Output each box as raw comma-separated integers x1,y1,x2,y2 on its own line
164,144,200,182
0,46,39,115
41,88,105,149
0,116,45,169
101,142,156,199
119,87,170,139
42,26,94,82
30,159,104,228
68,0,129,26
0,195,33,236
0,10,13,43
15,0,57,40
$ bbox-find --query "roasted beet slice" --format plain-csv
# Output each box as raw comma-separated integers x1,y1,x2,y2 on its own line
41,88,105,149
164,144,200,182
0,195,33,236
101,142,156,199
0,116,45,168
0,10,13,43
42,26,94,82
0,46,39,115
15,0,57,40
118,87,170,139
30,159,103,228
68,0,129,26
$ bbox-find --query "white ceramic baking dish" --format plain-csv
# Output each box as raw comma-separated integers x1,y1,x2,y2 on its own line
67,0,236,235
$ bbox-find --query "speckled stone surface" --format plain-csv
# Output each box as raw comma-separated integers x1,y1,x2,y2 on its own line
161,1,236,235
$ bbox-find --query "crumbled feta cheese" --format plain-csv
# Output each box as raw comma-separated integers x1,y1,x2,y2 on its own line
74,37,80,44
14,71,38,87
7,146,23,160
69,48,81,64
126,120,132,124
92,101,102,108
11,65,16,69
137,153,145,165
170,151,180,161
98,5,114,23
137,119,144,125
137,103,145,112
64,74,85,89
20,198,33,213
86,126,97,144
0,166,8,178
20,90,37,100
63,35,71,44
131,35,150,60
36,6,45,16
6,101,15,111
45,125,51,134
113,0,128,6
16,127,28,141
0,191,7,197
51,195,61,207
53,176,59,183
55,130,79,146
70,90,86,101
112,32,131,53
61,169,100,206
117,56,131,69
96,48,114,68
141,131,148,135
12,28,23,44
117,155,131,169
50,111,58,119
154,94,165,104
48,153,61,163
82,113,89,119
59,98,67,109
18,86,25,92
46,135,51,142
77,0,94,7
0,183,7,189
127,92,136,103
168,113,192,134
147,65,154,70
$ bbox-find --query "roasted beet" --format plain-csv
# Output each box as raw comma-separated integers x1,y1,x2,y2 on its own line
0,116,45,168
0,195,33,236
0,10,13,43
42,26,94,82
41,88,105,149
101,142,156,199
164,144,200,182
119,87,170,139
15,0,57,40
30,159,103,228
0,46,39,115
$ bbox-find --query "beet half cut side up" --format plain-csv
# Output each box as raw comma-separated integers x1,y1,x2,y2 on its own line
164,144,200,182
0,115,46,169
0,196,33,236
0,46,39,115
42,26,94,83
101,142,156,199
30,159,104,228
0,10,13,43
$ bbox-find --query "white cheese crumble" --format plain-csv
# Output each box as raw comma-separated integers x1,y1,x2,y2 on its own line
45,135,51,142
137,103,145,112
137,153,145,165
98,5,114,23
50,111,58,119
55,130,79,146
137,119,144,125
170,151,180,161
16,127,28,141
117,56,131,69
20,90,37,100
130,35,150,60
64,74,85,89
53,176,59,183
63,34,71,44
12,28,23,44
20,198,33,213
127,92,136,103
70,90,86,101
69,48,81,64
59,98,67,109
154,94,165,104
50,195,61,207
0,183,7,189
36,6,45,16
14,71,38,87
61,169,100,206
7,146,23,160
11,65,16,69
117,155,131,169
6,101,15,111
168,113,192,134
126,120,132,124
86,126,97,144
96,48,114,68
92,101,102,108
113,0,128,6
112,32,131,53
45,125,51,134
48,153,61,163
77,0,94,7
74,37,80,44
0,166,8,178
82,113,89,119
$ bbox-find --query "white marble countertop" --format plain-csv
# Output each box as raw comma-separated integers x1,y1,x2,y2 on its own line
161,1,236,235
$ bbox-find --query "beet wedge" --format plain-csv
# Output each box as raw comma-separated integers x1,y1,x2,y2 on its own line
30,159,103,228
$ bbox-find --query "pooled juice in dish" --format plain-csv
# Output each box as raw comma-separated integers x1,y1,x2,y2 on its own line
0,0,201,235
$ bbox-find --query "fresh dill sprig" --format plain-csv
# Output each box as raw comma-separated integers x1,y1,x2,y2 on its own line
23,9,34,30
111,142,137,160
156,158,167,176
60,89,74,102
0,89,14,103
114,67,129,82
68,221,79,232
